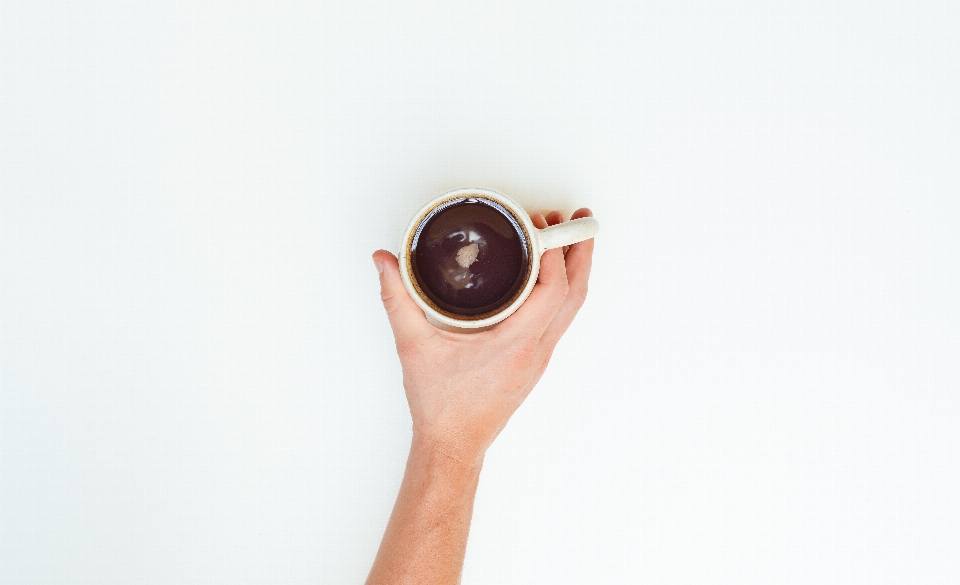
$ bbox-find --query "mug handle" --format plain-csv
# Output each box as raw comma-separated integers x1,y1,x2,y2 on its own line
537,217,600,252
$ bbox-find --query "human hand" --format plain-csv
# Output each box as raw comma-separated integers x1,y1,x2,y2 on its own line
372,209,596,467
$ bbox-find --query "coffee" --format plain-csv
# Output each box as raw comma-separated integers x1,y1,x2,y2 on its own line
410,197,531,318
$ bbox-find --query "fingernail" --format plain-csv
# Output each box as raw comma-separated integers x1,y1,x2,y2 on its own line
373,257,384,274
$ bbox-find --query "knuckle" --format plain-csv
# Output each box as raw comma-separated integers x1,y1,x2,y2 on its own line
380,289,401,314
508,344,537,368
555,279,570,301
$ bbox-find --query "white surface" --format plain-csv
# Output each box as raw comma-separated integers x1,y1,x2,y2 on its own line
2,1,959,583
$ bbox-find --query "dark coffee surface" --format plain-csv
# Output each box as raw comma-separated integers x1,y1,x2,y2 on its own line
411,198,529,317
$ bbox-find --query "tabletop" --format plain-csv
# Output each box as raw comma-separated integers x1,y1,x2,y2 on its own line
2,2,958,583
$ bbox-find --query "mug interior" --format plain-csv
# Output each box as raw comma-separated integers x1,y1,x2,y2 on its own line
403,192,535,323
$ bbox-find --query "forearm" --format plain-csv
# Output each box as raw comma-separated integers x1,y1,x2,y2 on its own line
366,435,484,585
367,212,594,582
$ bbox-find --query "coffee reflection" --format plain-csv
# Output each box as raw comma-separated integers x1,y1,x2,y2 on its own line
411,198,530,317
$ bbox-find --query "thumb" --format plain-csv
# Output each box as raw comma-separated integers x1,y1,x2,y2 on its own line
372,250,432,344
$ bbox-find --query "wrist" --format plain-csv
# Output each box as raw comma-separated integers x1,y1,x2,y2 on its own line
411,427,486,471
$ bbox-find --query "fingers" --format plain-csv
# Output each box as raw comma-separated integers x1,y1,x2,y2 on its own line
544,211,569,254
508,247,568,338
540,208,595,348
531,212,547,230
372,250,433,346
545,211,563,225
501,211,569,339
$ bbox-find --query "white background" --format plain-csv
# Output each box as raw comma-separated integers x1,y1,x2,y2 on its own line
1,1,958,583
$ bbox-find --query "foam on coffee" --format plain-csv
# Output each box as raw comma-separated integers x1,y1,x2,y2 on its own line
410,197,531,318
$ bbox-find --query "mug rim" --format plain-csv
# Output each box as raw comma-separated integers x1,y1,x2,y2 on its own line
399,188,543,329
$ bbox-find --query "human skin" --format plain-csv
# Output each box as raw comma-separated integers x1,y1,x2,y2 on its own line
366,209,595,585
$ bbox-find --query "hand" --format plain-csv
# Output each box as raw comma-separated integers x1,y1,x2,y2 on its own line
372,209,596,467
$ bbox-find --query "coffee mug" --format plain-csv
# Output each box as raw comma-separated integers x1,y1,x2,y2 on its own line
399,188,599,330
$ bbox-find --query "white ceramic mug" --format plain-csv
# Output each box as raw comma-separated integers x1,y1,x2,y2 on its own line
399,188,599,330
